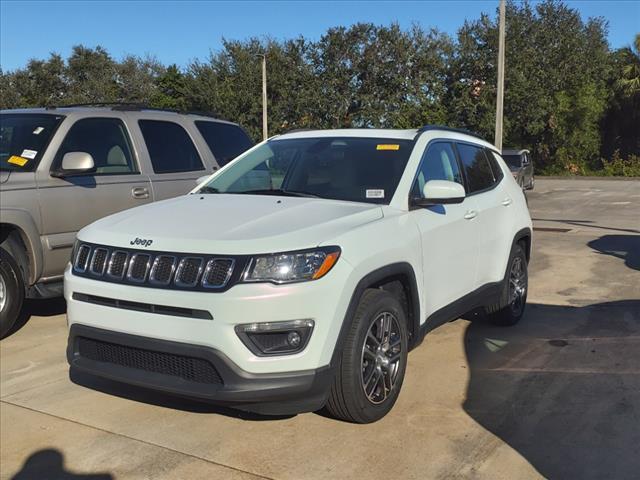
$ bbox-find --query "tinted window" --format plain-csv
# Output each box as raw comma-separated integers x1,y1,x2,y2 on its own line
139,120,204,174
195,121,253,167
412,142,463,197
1,114,64,172
201,137,413,205
503,154,522,170
486,149,505,182
457,143,495,193
55,118,136,175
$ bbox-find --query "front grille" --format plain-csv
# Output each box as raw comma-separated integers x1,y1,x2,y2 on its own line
77,337,223,384
149,255,176,285
203,259,234,288
75,245,91,272
175,257,203,287
107,251,128,279
128,254,151,282
72,242,240,292
90,248,108,275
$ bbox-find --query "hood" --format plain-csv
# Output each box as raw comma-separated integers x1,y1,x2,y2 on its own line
79,194,384,254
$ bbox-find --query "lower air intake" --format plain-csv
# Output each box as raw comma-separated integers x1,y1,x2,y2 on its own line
77,337,223,384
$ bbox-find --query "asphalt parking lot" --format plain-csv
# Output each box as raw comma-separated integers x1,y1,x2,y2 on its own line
1,178,639,480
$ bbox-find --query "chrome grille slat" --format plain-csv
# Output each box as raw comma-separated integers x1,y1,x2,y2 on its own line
127,253,151,283
149,255,177,285
175,257,204,287
72,243,236,291
89,248,109,275
202,258,234,288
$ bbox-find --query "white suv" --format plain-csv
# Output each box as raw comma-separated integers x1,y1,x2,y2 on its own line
65,127,532,423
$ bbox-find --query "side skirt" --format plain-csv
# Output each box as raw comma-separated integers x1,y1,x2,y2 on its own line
414,280,503,346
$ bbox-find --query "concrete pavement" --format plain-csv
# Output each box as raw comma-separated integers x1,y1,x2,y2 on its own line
1,178,639,480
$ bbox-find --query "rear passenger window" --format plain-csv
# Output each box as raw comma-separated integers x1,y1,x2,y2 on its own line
456,143,495,193
55,118,137,175
486,149,505,182
195,121,253,167
139,120,204,174
412,142,463,197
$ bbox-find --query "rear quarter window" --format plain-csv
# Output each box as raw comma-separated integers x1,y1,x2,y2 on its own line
194,121,254,167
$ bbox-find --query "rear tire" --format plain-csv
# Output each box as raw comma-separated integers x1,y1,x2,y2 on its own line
0,248,25,339
486,243,528,326
325,289,408,423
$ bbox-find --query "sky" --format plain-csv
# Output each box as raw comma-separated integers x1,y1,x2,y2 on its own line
1,0,639,72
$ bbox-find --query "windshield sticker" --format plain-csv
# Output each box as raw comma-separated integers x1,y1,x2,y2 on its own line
20,149,38,159
366,189,385,199
7,155,29,167
33,127,45,135
376,144,400,151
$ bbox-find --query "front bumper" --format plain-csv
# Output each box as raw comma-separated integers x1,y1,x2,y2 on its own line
67,324,333,414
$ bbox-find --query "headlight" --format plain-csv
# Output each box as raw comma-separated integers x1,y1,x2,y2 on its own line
243,246,341,284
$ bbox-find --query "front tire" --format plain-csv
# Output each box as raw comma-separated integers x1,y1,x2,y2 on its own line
486,243,528,326
0,248,25,338
326,289,408,423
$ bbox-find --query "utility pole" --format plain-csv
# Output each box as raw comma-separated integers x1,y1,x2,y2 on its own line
260,54,268,141
494,0,506,151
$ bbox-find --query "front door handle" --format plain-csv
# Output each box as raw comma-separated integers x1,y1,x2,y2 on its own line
131,187,150,199
502,197,513,206
464,210,478,220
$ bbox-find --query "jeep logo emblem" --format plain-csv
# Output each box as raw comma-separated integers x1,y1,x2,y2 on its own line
130,237,153,247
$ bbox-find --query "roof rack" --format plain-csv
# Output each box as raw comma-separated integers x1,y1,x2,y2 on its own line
417,125,485,140
50,102,222,120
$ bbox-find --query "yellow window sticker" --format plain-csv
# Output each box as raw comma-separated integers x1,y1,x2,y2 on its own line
7,155,29,167
376,144,400,151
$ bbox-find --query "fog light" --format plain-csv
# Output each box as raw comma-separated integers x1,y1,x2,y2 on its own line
287,331,301,348
235,320,314,356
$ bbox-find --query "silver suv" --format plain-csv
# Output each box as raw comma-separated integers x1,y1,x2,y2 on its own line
0,105,253,337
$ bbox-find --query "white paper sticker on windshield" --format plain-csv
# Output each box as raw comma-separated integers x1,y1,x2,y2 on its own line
33,127,44,135
20,149,38,159
366,189,385,199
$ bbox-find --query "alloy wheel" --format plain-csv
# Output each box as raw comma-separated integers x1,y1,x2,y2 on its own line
0,274,6,312
508,256,527,316
361,311,403,404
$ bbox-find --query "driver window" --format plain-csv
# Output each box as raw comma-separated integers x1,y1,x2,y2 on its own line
412,142,463,198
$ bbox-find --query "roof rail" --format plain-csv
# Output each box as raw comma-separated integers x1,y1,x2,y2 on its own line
51,102,223,120
417,125,485,140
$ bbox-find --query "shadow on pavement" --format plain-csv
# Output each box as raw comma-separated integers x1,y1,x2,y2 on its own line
5,297,67,339
69,369,293,421
588,235,640,271
11,449,112,480
531,218,640,234
464,301,640,479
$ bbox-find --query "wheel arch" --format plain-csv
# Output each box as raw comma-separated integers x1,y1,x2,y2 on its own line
513,227,532,263
330,262,421,369
0,212,43,285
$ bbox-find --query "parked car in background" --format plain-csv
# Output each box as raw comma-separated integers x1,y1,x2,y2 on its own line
0,105,253,337
502,148,534,190
65,126,532,423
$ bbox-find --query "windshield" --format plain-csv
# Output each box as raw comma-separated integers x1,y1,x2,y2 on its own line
198,137,414,204
0,113,64,172
503,154,522,170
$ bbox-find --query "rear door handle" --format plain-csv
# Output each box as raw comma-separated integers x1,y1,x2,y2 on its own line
132,187,150,199
464,210,477,220
502,197,512,206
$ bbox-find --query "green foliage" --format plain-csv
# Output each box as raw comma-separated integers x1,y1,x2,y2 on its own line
0,1,637,174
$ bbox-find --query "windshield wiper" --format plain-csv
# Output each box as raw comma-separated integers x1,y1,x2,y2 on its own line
198,186,220,194
234,189,320,198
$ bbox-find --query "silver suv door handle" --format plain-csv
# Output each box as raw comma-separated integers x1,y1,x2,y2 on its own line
132,187,150,199
502,197,513,206
464,210,477,220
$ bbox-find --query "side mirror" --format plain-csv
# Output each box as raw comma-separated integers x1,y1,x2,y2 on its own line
412,180,466,207
53,152,95,177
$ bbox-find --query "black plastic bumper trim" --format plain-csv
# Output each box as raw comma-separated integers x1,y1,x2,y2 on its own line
67,324,333,415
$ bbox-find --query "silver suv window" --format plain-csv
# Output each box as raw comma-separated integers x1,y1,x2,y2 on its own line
1,113,64,172
138,120,204,174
